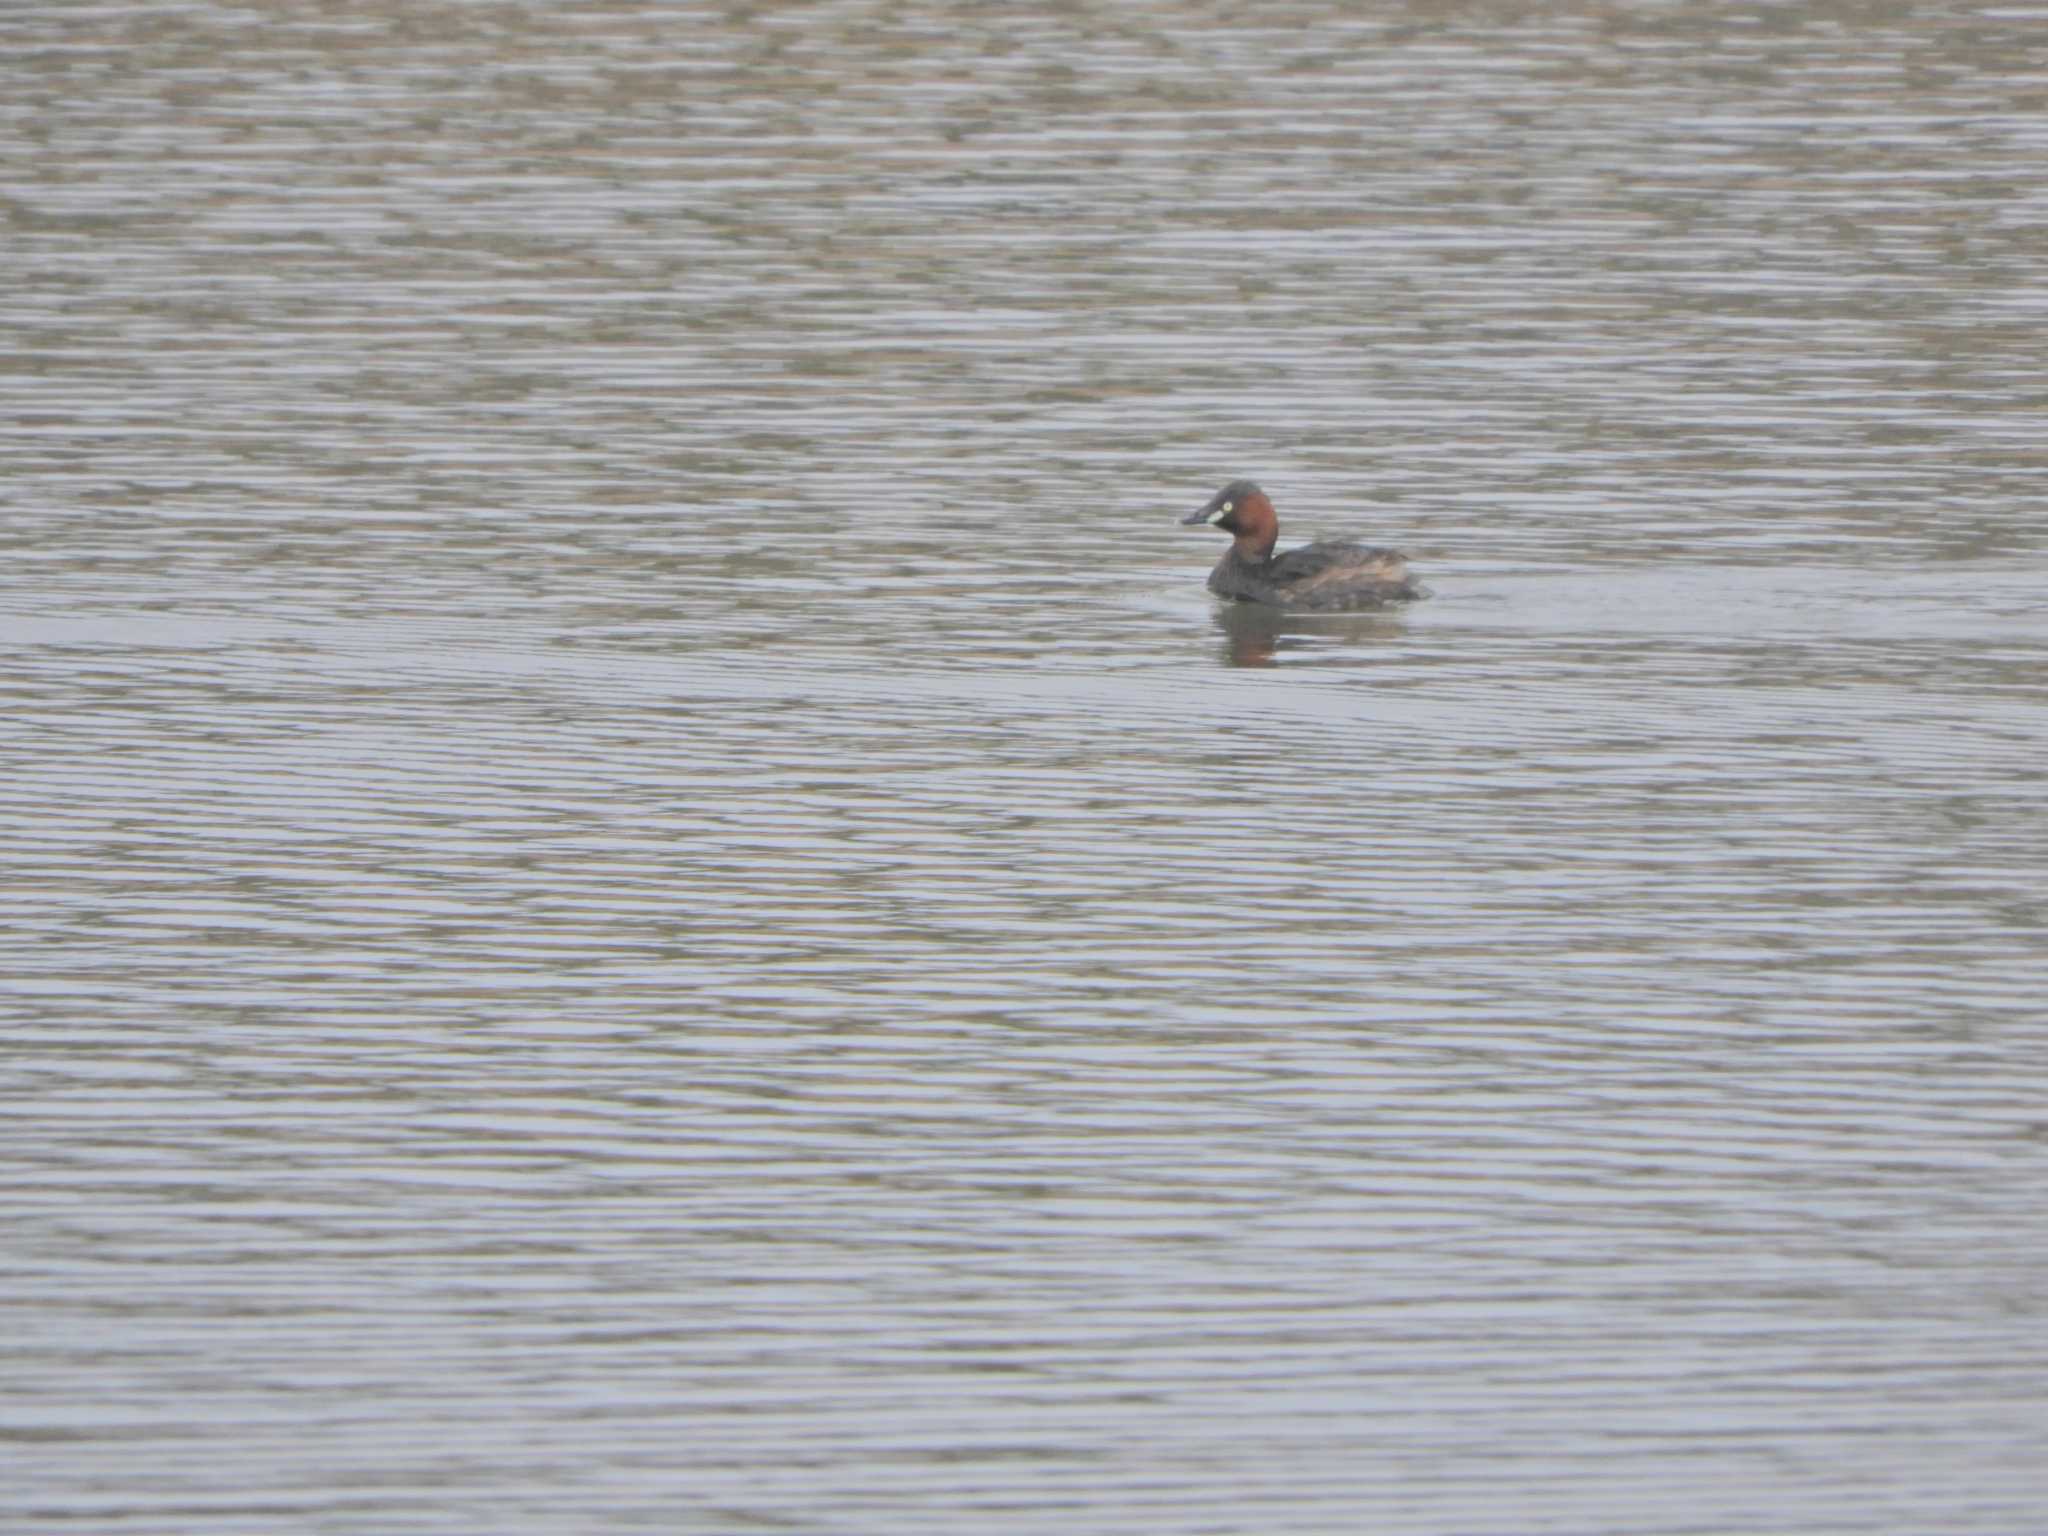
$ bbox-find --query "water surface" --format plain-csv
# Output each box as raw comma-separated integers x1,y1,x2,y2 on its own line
5,3,2048,1532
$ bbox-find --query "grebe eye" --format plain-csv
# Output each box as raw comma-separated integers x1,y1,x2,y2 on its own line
1221,501,1233,514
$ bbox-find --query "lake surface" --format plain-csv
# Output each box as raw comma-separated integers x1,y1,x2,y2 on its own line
5,3,2048,1532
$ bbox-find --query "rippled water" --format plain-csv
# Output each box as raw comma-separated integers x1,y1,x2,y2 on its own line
6,3,2048,1532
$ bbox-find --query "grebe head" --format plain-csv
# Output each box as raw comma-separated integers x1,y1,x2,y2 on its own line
1180,479,1278,561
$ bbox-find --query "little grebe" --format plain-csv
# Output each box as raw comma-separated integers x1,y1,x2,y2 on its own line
1180,479,1423,611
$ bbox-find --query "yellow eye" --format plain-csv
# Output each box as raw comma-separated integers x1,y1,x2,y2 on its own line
1221,502,1233,514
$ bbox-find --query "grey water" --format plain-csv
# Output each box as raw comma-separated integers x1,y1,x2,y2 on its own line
5,3,2048,1532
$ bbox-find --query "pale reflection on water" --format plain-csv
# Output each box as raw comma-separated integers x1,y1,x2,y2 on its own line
4,2,2048,1532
